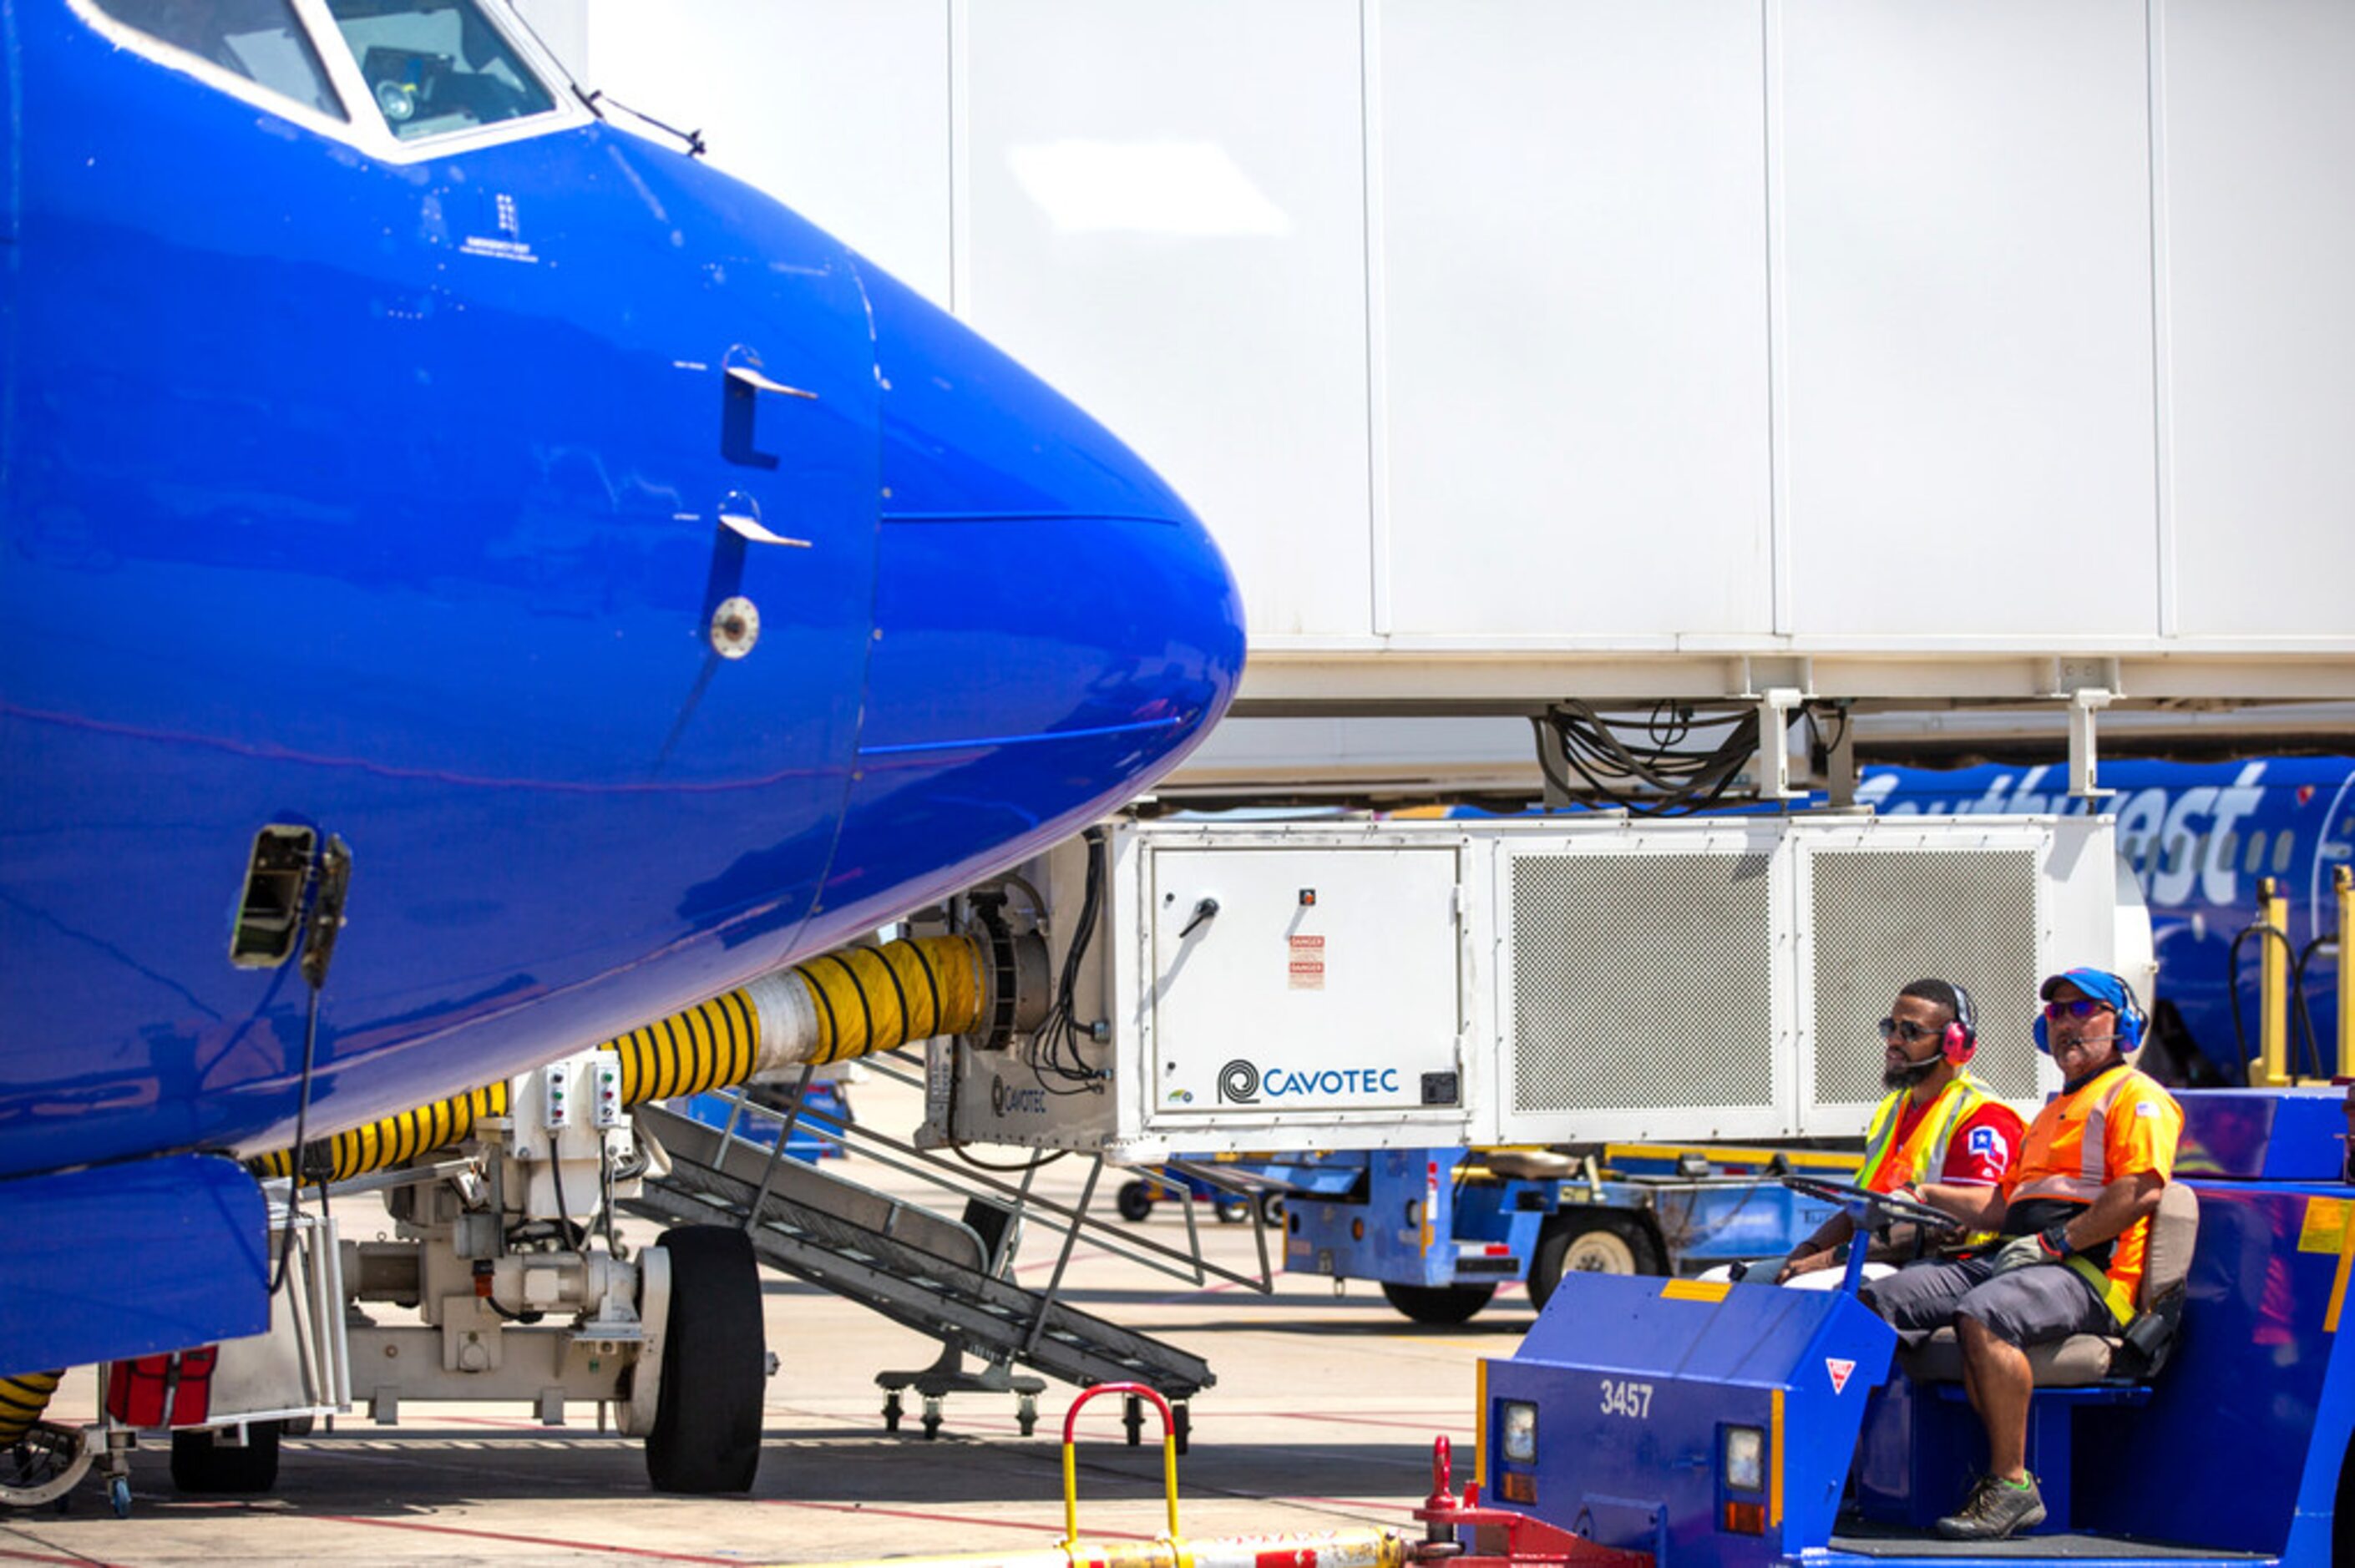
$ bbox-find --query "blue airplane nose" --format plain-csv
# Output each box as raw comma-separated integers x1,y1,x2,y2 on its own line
802,264,1245,948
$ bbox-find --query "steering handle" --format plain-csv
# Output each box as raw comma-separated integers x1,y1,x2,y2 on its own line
1779,1172,1960,1232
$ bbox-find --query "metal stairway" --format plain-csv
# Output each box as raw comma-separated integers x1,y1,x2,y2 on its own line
625,1100,1217,1434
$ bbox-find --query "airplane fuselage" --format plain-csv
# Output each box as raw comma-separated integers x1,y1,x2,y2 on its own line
1862,757,2355,1080
0,0,1243,1192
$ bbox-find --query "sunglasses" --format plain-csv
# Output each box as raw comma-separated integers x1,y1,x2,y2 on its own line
1877,1018,1938,1044
2043,998,2114,1021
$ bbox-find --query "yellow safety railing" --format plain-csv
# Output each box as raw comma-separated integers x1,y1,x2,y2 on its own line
1062,1383,1182,1552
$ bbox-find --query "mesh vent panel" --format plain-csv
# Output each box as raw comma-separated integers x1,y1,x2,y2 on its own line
1809,850,2041,1106
1511,853,1775,1112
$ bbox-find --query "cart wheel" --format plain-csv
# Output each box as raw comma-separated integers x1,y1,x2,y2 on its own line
1122,1394,1144,1446
109,1476,130,1519
883,1392,903,1434
1527,1211,1668,1311
170,1421,281,1495
1258,1192,1286,1225
1173,1401,1191,1455
1117,1181,1154,1222
1017,1393,1038,1437
1213,1196,1249,1224
921,1398,942,1441
1380,1282,1497,1325
644,1226,765,1494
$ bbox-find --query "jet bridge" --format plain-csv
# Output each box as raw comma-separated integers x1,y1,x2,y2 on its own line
923,812,2135,1163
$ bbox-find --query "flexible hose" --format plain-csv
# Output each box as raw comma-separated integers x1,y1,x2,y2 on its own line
256,934,988,1184
253,1083,510,1184
0,1370,62,1445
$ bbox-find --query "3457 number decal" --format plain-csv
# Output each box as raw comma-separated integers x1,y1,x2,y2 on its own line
1598,1378,1654,1419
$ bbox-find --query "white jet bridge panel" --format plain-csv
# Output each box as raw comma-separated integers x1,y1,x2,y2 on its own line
558,1,2355,710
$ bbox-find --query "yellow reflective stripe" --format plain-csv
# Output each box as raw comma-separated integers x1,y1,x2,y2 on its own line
1662,1279,1730,1302
1770,1386,1785,1528
2012,1173,2107,1203
1856,1092,1905,1189
2327,1206,2355,1333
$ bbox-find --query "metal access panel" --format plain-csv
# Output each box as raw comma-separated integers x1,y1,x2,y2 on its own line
1142,842,1466,1126
1497,825,1788,1145
1486,817,2092,1147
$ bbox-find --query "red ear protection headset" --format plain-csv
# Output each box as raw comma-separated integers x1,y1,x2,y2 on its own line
1940,982,1978,1065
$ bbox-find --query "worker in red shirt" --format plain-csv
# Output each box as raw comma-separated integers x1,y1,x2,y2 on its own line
1776,979,2024,1284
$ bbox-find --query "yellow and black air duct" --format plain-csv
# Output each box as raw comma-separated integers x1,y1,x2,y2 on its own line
0,1370,62,1445
256,927,1045,1184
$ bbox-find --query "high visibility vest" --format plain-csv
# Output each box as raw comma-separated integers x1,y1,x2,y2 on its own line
1858,1074,1998,1192
2010,1065,2162,1324
1857,1075,2006,1251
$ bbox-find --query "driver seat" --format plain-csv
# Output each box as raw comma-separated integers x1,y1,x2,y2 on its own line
1897,1180,2199,1385
1884,1181,2198,1534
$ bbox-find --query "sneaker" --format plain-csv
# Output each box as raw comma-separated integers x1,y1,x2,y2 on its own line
1935,1472,2047,1540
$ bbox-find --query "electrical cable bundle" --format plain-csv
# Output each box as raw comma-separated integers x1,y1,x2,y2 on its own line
1030,827,1107,1095
1534,701,1762,816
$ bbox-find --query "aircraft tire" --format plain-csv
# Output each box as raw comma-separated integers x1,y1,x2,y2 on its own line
169,1420,279,1494
1527,1211,1667,1312
645,1226,764,1495
1380,1282,1497,1325
1116,1181,1154,1222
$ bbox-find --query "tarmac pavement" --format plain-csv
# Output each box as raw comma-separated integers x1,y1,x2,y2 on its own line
3,1075,1512,1566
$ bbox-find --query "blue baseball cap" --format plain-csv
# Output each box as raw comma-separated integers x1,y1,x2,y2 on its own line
2033,967,2145,1053
2039,968,2132,1012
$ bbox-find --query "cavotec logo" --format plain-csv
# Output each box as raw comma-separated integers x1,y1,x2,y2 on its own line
990,1075,1048,1117
1217,1060,1401,1105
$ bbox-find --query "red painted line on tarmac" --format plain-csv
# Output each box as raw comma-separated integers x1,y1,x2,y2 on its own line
760,1498,1151,1540
1256,1411,1469,1434
1012,1253,1112,1277
318,1514,748,1563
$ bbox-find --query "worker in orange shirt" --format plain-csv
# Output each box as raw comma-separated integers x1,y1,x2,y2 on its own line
1863,968,2182,1541
1776,979,2023,1285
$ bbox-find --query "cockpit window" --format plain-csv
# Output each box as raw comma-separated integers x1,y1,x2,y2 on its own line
90,0,346,119
326,0,556,141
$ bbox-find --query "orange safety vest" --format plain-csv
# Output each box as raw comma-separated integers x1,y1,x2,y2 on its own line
1857,1074,2003,1249
2009,1065,2173,1323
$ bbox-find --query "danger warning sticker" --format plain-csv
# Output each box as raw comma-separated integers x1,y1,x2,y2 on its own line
1826,1358,1856,1395
1288,933,1325,991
